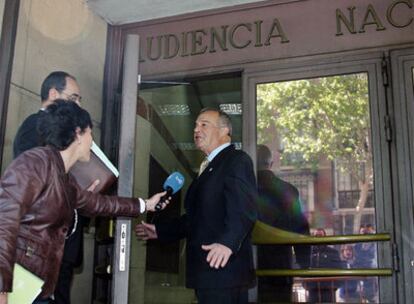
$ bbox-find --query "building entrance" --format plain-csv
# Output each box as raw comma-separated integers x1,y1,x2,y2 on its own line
133,72,243,303
107,38,414,304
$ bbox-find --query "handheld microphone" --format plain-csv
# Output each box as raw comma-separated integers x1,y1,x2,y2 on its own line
154,171,185,211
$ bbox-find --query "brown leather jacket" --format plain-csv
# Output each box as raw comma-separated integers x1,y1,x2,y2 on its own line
0,146,141,298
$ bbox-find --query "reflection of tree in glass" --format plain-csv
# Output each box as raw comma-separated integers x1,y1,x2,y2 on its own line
257,74,372,233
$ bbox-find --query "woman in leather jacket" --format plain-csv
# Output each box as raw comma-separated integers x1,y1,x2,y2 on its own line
0,101,168,304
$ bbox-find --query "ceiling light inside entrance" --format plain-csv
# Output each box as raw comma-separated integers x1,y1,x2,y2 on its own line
156,104,190,116
220,103,242,115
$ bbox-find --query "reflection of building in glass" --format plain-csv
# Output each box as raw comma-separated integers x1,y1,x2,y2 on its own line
279,170,315,212
257,73,373,236
275,151,375,236
333,161,375,235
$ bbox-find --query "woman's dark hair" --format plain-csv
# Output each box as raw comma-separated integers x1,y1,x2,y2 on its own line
37,100,93,150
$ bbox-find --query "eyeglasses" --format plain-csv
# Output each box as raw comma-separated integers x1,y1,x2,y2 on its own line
61,91,82,103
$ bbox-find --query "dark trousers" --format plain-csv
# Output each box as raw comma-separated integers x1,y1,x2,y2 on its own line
33,299,50,304
195,287,248,304
52,261,74,304
257,278,292,304
308,288,336,303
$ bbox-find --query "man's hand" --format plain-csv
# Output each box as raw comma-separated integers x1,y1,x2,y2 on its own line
201,243,233,269
86,179,100,192
135,221,158,240
145,191,170,211
0,293,7,304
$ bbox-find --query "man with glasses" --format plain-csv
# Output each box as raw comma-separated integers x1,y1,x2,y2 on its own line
14,71,82,156
13,71,85,304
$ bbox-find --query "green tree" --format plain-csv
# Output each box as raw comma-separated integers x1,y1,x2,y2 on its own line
257,74,372,233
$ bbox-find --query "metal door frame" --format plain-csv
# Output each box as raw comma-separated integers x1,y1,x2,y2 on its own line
390,47,414,304
0,0,20,170
111,34,140,304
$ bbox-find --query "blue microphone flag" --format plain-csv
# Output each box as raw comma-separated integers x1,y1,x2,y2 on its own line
154,172,185,211
163,171,185,194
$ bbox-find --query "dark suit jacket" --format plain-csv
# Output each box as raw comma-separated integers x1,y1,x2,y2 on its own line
13,111,45,157
257,170,311,287
157,145,258,289
308,245,343,290
13,110,84,266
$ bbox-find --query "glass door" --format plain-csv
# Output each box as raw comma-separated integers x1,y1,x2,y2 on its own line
245,56,395,303
131,72,243,304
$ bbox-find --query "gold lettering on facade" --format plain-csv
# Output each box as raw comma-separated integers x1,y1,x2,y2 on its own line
254,20,263,47
336,1,412,36
387,0,413,28
336,6,357,35
180,32,191,57
264,18,289,45
139,51,146,63
229,23,252,49
164,34,180,59
139,2,411,63
147,36,162,61
210,25,229,53
191,29,208,55
359,4,386,33
140,18,290,62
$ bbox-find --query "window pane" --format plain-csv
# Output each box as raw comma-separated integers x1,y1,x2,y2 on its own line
256,73,378,303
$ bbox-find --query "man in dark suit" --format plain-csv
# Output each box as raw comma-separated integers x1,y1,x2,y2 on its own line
13,71,82,156
136,108,257,304
307,228,343,303
13,71,88,304
256,144,311,303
